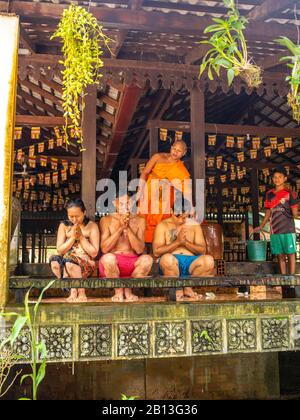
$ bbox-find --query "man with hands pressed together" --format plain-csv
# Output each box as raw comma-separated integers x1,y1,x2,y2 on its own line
99,193,153,302
152,199,215,301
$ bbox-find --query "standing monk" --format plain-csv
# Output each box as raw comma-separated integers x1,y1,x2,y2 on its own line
138,140,191,243
99,193,153,302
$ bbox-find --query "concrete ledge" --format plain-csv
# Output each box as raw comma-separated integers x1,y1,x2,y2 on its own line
3,300,300,364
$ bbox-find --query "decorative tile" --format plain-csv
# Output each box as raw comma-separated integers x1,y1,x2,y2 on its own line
261,318,289,350
117,323,150,357
79,324,112,359
292,316,300,349
227,319,257,352
39,326,73,360
155,322,186,356
0,327,31,361
191,320,222,354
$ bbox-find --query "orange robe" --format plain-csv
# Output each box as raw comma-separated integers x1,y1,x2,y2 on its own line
139,160,191,243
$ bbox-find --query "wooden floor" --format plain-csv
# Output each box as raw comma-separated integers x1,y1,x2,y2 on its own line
39,288,283,304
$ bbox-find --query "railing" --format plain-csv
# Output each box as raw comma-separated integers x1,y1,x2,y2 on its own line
18,233,56,264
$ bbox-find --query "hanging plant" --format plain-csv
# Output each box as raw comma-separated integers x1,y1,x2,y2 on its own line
275,36,300,124
51,4,112,151
199,0,262,88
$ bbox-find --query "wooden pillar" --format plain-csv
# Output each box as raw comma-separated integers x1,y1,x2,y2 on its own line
191,87,205,218
0,15,19,306
245,210,250,240
82,85,97,220
251,168,260,240
21,232,27,263
216,174,223,226
149,126,158,156
38,233,42,263
31,234,36,264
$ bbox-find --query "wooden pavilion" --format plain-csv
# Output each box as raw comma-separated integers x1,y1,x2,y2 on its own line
2,3,300,399
2,0,298,227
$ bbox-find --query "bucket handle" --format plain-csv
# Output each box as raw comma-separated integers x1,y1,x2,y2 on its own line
249,230,266,241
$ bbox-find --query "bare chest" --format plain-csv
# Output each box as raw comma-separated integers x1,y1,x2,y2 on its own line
165,225,195,245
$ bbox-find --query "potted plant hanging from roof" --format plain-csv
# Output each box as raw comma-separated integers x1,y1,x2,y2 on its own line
199,0,262,89
275,37,300,124
51,4,112,151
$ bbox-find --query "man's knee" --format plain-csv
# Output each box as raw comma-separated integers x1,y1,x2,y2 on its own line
201,255,215,272
137,255,153,271
101,253,117,267
160,253,177,270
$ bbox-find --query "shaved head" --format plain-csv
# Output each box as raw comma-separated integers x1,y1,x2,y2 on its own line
173,140,187,151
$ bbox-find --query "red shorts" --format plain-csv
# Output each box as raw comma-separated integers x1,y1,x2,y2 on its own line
99,253,139,278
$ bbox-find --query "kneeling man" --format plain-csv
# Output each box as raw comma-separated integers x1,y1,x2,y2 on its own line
99,193,153,302
153,202,214,301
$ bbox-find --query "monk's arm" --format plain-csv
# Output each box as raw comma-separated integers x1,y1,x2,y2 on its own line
137,154,160,195
100,217,123,254
79,223,100,258
183,225,207,255
153,224,180,258
56,223,76,255
127,218,145,255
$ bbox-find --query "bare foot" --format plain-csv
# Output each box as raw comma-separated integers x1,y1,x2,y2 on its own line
66,289,78,303
125,291,139,302
176,290,185,301
183,287,203,301
112,292,124,302
76,294,88,302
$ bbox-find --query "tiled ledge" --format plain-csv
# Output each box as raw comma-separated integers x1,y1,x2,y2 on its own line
3,300,300,363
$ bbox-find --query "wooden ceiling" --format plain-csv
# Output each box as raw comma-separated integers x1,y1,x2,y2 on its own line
2,0,299,211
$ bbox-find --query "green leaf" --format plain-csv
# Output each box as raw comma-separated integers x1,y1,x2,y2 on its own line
227,67,235,86
9,316,27,345
214,58,231,68
20,374,33,385
36,361,46,388
33,280,56,318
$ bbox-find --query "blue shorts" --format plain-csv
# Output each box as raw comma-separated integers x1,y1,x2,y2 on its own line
159,254,201,277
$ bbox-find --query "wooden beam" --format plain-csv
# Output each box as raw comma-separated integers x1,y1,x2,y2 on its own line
148,120,300,137
19,55,289,85
128,0,144,9
191,88,205,211
149,125,158,156
101,94,119,109
15,115,65,126
18,87,61,116
250,169,260,239
184,44,210,65
19,25,36,54
81,85,97,220
126,89,171,164
21,78,62,105
248,0,295,21
99,110,115,125
111,29,128,58
38,74,63,93
256,51,287,70
10,1,299,41
101,84,143,176
17,98,46,116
